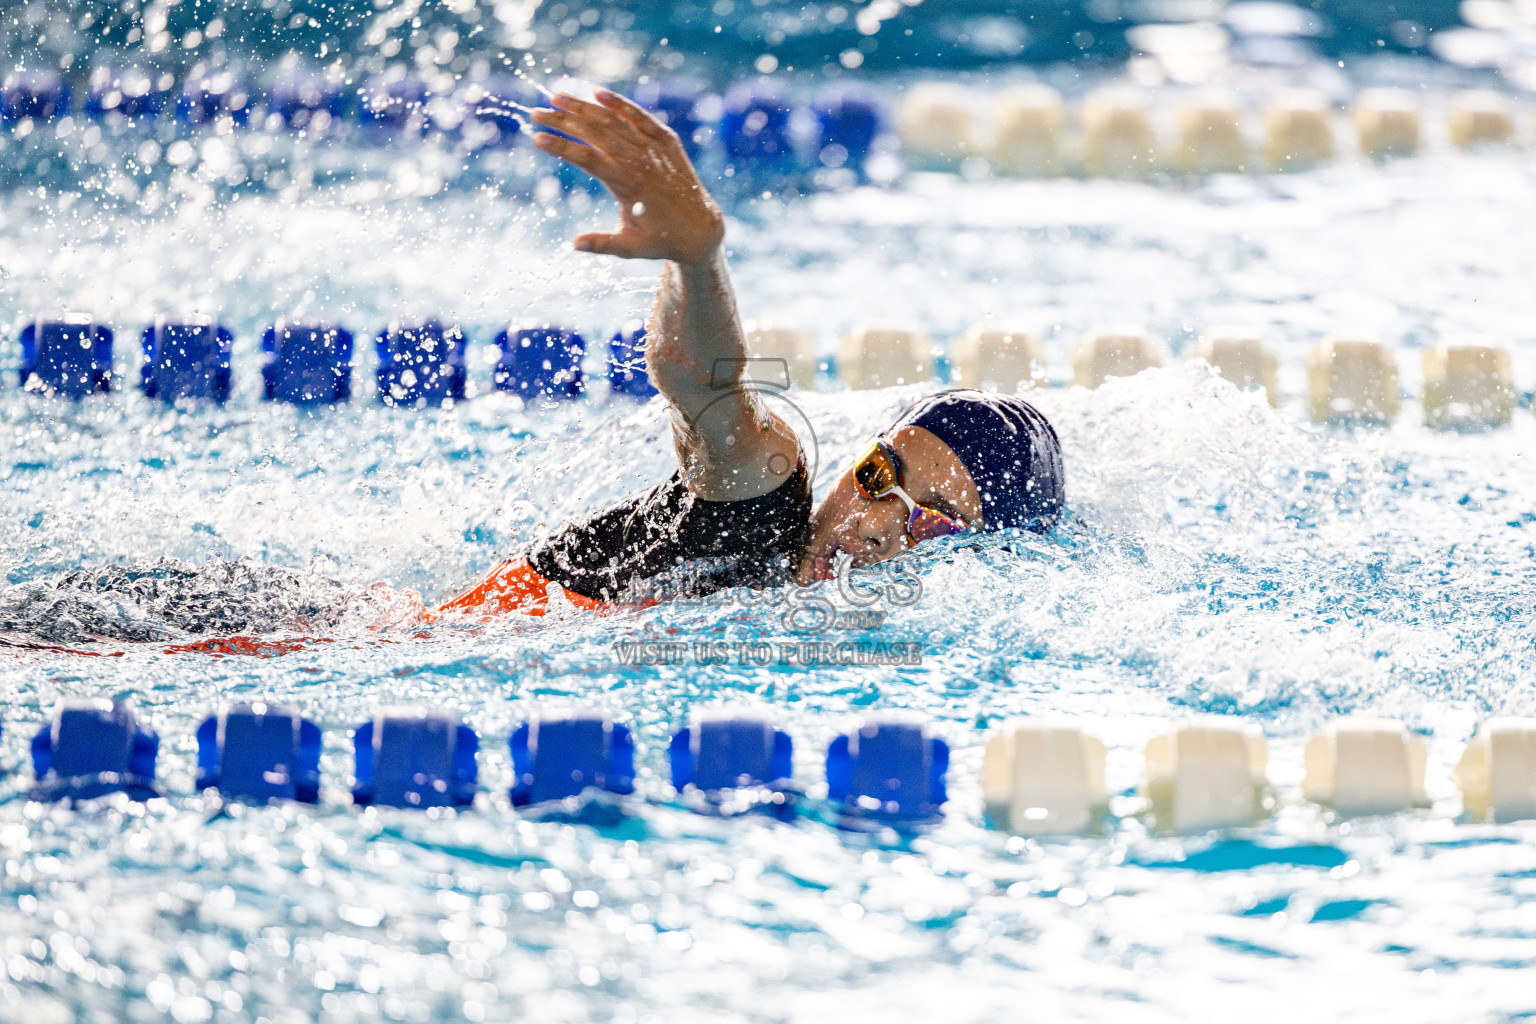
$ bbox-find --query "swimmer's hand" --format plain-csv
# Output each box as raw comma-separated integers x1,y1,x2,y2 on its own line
531,90,725,267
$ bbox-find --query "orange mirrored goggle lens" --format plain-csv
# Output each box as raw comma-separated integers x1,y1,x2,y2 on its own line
853,441,899,499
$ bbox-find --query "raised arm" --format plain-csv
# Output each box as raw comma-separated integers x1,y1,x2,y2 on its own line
531,90,802,501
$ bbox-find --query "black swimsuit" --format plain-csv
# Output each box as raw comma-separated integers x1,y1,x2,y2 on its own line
529,460,814,603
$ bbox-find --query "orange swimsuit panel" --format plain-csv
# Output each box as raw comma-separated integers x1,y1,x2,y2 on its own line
433,557,606,620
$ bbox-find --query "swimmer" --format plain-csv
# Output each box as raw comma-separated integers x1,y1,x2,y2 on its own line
435,89,1065,619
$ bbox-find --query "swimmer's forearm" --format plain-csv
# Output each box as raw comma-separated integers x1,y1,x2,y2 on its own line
650,249,800,499
648,248,745,411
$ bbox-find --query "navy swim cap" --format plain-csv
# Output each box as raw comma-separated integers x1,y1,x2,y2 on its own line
894,389,1065,533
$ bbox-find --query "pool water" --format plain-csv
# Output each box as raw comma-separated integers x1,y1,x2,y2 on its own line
6,16,1536,1022
3,148,1536,1019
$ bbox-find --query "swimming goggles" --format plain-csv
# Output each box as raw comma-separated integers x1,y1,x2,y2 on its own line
852,438,969,543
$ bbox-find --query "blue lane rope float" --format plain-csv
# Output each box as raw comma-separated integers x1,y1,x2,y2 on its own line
375,320,468,407
1,70,72,123
457,76,538,144
261,321,354,405
268,72,347,130
19,318,114,397
633,79,710,159
356,75,432,137
195,702,322,805
813,86,883,178
177,70,251,126
510,708,635,807
140,319,235,404
670,709,796,816
721,81,797,176
493,324,586,401
84,66,164,122
30,698,163,803
826,715,949,830
352,706,479,810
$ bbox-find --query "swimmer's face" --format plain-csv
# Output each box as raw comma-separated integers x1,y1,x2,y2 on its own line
796,424,983,584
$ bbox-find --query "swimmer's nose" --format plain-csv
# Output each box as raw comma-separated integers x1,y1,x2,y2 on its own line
855,505,907,558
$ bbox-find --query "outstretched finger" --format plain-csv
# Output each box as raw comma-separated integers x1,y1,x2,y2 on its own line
548,91,631,134
552,90,656,149
530,106,635,159
532,132,625,186
594,88,680,145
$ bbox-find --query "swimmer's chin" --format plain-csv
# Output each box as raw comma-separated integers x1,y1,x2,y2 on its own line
795,544,842,584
